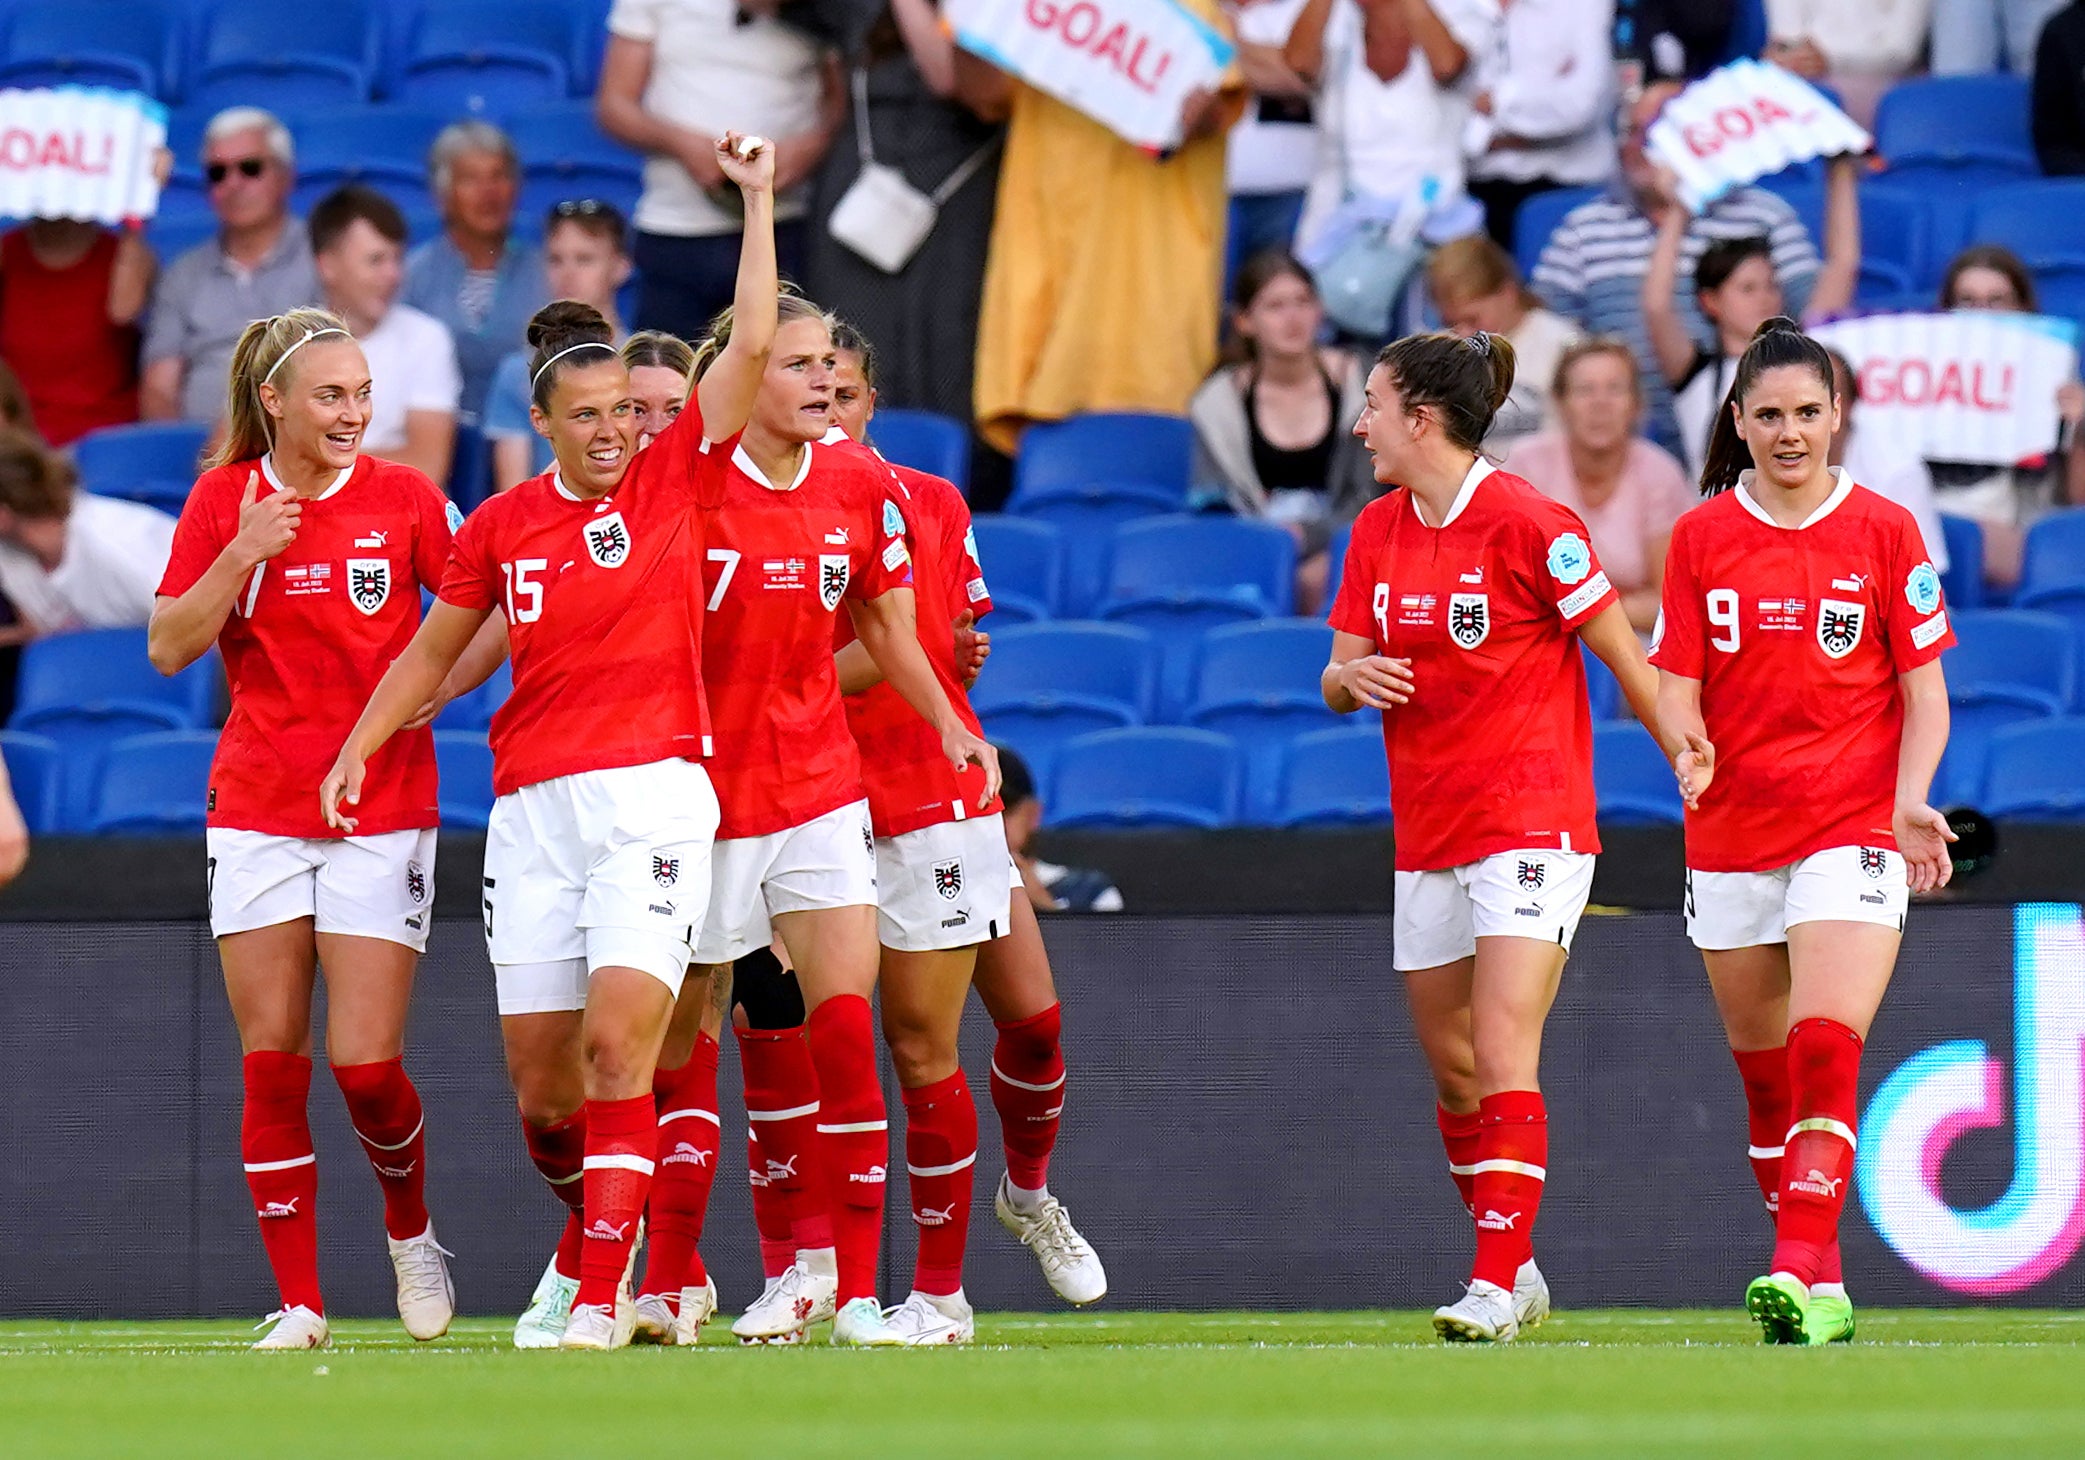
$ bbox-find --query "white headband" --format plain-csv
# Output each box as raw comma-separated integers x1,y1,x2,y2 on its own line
262,326,350,385
532,341,617,387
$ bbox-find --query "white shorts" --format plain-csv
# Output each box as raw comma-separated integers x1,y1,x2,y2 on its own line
483,759,720,1013
1685,845,1910,951
1392,849,1597,972
694,799,877,964
876,812,1015,952
206,827,437,950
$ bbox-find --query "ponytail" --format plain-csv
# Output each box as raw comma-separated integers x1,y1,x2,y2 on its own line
1373,330,1518,452
1698,315,1838,496
205,306,350,470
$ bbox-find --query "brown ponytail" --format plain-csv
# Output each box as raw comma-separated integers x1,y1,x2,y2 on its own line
1373,330,1518,452
526,300,618,410
205,306,351,469
1697,315,1838,497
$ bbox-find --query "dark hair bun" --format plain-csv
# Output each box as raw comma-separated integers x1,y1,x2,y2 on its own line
1754,314,1804,341
527,299,612,353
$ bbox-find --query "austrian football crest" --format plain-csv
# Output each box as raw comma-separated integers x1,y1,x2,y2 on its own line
346,558,391,616
652,854,679,887
819,554,850,611
1448,592,1490,650
1859,847,1889,879
1516,859,1546,891
1817,598,1865,659
933,859,964,900
584,511,632,568
405,860,427,905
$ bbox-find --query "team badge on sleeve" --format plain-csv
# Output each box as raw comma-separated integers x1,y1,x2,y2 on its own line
1448,593,1490,649
883,499,906,538
1817,599,1866,659
819,554,851,610
1905,562,1943,615
346,558,391,615
584,511,632,568
933,858,964,900
1545,533,1592,585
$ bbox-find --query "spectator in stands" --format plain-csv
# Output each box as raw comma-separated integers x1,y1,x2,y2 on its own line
1506,337,1691,633
485,201,633,492
1643,155,1856,481
1763,1,1935,127
0,360,31,435
1464,0,1618,251
142,108,318,429
1626,0,1741,81
997,746,1123,913
1929,245,2085,583
1189,251,1376,615
598,0,843,340
1932,0,2068,75
0,428,175,641
1533,81,1823,452
0,219,151,446
1226,0,1320,283
1823,346,1950,569
1426,234,1582,452
803,0,1005,432
2032,0,2085,173
309,187,460,485
401,122,546,426
963,8,1243,455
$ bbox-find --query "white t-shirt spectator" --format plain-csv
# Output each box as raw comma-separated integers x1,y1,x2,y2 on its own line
1229,0,1320,198
1298,0,1502,251
1465,0,1617,187
1843,422,1950,571
608,0,826,237
356,304,461,459
0,492,176,634
1490,306,1583,449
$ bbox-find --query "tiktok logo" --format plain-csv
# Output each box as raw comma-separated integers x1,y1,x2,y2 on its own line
1860,903,2085,1294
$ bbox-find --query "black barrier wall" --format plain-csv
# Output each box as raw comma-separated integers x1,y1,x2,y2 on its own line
1,906,2079,1318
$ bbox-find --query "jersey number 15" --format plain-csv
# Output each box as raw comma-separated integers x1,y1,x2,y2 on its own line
504,559,547,623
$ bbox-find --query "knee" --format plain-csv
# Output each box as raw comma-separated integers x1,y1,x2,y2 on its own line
1433,1067,1481,1113
507,1053,582,1127
882,1016,955,1089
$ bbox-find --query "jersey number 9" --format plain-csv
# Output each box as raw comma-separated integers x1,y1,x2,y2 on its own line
1707,588,1740,652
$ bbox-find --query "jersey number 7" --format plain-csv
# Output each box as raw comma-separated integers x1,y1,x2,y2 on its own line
707,549,740,611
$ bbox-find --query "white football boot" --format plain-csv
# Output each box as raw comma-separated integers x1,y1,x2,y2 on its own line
830,1295,907,1347
881,1290,975,1346
732,1261,837,1345
252,1305,330,1350
674,1277,719,1346
994,1176,1107,1306
560,1302,622,1350
1433,1280,1520,1344
1513,1259,1551,1332
630,1292,678,1345
386,1225,456,1341
514,1255,578,1350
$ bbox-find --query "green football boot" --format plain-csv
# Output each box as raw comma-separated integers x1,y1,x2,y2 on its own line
1802,1291,1856,1345
1745,1272,1808,1344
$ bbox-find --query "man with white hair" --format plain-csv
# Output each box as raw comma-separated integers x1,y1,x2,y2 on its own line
141,107,320,425
401,121,548,424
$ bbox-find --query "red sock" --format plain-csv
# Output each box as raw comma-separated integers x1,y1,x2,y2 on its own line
643,1034,721,1299
1436,1104,1481,1217
1732,1046,1790,1219
904,1071,978,1298
332,1057,429,1241
1470,1090,1547,1290
990,1004,1064,1192
555,1210,585,1281
576,1095,655,1311
738,1025,834,1258
522,1108,587,1213
808,995,889,1304
1772,1018,1863,1285
242,1051,322,1314
746,1129,797,1280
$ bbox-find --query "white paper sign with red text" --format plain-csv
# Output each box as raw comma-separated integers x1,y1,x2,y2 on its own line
1813,312,2081,467
0,87,166,224
945,0,1234,153
1646,60,1869,213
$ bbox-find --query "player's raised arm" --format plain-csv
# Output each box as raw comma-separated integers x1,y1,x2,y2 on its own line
692,133,779,443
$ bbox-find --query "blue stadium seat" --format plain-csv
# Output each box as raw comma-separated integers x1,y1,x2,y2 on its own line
1967,183,2085,274
1583,643,1622,721
398,2,572,114
434,730,495,830
506,101,644,230
1005,485,1185,601
980,595,1046,628
1048,727,1242,829
971,622,1158,786
1273,723,1389,827
970,516,1064,619
89,731,217,834
1512,184,1601,284
72,421,210,512
449,422,492,510
0,731,62,834
1944,610,2075,794
1012,413,1193,503
2015,509,2085,628
1593,722,1681,824
869,408,971,491
1983,718,2085,818
0,1,182,96
186,58,371,113
2033,266,2085,331
1766,179,1928,298
191,0,379,109
1875,75,2038,180
1939,515,1984,611
1324,522,1353,615
296,104,449,179
1184,621,1338,820
1099,516,1297,619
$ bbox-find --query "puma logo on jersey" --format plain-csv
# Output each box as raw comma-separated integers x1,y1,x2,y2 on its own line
354,531,388,548
825,528,850,545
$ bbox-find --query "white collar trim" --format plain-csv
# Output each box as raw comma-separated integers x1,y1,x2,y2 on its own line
261,453,352,502
1414,456,1493,529
733,439,813,492
1734,465,1854,530
550,470,585,503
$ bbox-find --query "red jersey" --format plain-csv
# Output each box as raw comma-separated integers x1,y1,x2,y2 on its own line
1650,471,1953,872
1328,462,1616,872
158,454,454,838
701,436,913,839
838,463,999,838
440,404,721,797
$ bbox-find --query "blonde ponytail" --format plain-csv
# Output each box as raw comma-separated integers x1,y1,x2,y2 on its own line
205,307,352,470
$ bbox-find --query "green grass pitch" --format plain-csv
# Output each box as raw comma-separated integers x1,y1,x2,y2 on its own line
6,1311,2084,1457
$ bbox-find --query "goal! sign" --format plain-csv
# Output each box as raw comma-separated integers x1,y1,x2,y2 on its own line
0,87,167,225
1646,60,1869,214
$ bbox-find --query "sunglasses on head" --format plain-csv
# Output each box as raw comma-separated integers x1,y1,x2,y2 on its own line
552,198,619,220
205,157,268,185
